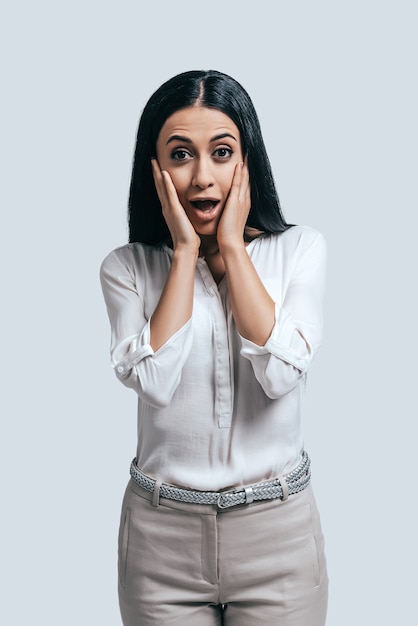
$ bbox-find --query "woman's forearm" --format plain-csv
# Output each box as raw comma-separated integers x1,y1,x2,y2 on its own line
150,246,198,351
221,242,275,346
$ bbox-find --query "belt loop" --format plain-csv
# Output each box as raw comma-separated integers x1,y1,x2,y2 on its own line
278,476,289,501
152,481,161,507
244,486,254,504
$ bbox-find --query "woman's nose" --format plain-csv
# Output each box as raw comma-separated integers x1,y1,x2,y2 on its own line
191,158,214,189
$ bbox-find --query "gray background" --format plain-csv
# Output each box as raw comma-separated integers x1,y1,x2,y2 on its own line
1,1,417,624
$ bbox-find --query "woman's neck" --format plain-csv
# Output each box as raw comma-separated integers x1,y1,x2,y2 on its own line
199,235,219,258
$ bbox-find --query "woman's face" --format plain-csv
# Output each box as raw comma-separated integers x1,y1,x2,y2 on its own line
156,106,243,236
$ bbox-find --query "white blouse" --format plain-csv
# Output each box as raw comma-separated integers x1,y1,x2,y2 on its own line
100,225,326,491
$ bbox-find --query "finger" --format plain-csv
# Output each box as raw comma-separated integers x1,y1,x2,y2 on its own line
224,162,243,207
233,161,249,206
161,170,185,215
242,159,249,182
151,159,168,205
151,158,162,182
241,161,250,192
230,161,244,193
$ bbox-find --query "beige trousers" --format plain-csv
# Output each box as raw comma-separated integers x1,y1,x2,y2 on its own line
118,478,328,625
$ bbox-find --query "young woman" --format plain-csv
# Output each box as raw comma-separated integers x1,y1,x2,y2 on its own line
100,70,328,625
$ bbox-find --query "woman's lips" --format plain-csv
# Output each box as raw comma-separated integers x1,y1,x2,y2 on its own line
191,200,219,211
189,199,220,221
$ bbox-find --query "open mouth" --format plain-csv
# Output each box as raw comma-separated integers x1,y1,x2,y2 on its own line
190,200,220,212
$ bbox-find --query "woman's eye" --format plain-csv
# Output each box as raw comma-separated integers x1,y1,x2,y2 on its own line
171,149,191,161
214,147,233,159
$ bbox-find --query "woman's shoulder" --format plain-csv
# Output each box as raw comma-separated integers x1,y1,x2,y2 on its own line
256,225,325,253
100,242,169,277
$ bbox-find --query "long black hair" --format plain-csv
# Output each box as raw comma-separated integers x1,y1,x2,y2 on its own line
128,70,291,244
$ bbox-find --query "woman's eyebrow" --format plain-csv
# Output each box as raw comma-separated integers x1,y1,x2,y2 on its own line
166,135,192,145
166,132,238,146
210,133,237,143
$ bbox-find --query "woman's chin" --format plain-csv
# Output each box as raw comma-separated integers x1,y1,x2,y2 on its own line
193,221,220,237
196,228,216,237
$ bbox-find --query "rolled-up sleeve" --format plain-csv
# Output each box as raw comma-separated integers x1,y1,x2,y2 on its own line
100,248,193,408
240,231,326,399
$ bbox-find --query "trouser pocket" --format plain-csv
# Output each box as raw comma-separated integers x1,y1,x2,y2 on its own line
118,506,131,589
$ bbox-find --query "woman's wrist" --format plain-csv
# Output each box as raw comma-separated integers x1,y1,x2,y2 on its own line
172,242,199,263
218,237,247,259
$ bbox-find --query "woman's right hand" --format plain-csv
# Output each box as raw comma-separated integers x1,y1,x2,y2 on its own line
149,159,199,352
152,159,200,253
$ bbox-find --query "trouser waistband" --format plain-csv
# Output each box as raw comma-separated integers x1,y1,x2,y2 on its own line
129,451,311,510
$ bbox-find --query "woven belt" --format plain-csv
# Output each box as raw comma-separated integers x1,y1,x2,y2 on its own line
129,451,311,509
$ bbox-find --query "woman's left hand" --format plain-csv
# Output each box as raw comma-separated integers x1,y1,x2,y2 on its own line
216,160,275,345
217,161,251,251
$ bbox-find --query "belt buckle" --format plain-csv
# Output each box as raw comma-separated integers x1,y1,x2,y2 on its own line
217,485,254,509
